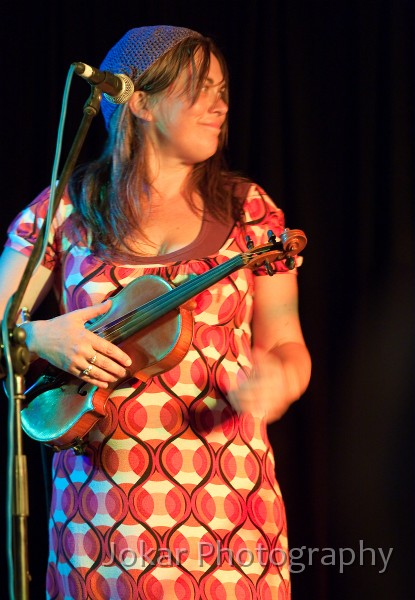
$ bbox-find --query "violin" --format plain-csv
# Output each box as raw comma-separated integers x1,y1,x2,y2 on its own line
21,229,306,453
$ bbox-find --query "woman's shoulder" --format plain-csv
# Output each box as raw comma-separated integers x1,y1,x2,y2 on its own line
229,178,284,224
7,186,80,255
14,186,76,229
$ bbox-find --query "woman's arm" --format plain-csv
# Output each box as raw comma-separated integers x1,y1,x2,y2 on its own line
228,272,311,423
0,247,132,388
0,247,54,318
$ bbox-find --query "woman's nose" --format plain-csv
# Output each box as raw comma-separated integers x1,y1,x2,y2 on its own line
210,93,228,114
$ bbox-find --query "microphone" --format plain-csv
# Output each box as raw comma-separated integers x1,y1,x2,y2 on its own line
72,62,134,104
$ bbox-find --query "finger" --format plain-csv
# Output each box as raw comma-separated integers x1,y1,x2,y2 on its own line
95,344,132,378
77,370,109,390
78,361,119,384
85,378,109,390
81,340,131,381
78,299,112,323
70,331,131,377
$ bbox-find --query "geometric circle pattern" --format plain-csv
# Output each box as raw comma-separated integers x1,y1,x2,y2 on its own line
7,183,294,598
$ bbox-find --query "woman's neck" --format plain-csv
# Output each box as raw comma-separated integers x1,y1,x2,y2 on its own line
146,143,195,202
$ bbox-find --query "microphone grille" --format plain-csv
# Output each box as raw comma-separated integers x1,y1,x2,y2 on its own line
104,74,135,105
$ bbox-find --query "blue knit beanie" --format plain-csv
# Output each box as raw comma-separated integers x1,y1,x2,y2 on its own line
99,26,201,128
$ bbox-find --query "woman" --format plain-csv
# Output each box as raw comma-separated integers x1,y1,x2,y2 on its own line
0,26,311,599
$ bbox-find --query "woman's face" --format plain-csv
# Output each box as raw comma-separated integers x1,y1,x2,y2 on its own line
142,52,228,167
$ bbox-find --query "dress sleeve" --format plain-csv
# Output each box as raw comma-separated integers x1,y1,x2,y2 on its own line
235,183,302,276
5,187,74,271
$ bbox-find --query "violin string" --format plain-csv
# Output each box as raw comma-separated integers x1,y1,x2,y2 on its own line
93,254,245,342
95,256,243,341
101,244,282,342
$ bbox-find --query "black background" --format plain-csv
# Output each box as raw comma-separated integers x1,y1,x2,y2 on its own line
1,1,414,599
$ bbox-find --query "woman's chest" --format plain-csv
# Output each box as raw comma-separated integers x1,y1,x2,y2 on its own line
57,244,255,328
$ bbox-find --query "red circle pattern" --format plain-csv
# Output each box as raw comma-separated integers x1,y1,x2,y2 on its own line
8,184,294,598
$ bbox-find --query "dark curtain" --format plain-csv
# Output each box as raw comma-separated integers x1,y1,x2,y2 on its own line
1,1,413,598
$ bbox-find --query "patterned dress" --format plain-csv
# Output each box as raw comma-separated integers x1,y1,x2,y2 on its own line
7,183,295,600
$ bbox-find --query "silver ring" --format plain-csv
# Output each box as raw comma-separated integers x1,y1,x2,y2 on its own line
89,354,97,365
80,365,93,377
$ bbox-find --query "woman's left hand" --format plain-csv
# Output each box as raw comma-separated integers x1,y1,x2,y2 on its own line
229,271,311,423
228,348,290,420
228,341,311,422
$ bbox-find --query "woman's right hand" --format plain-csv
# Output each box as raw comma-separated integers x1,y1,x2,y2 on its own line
21,300,132,389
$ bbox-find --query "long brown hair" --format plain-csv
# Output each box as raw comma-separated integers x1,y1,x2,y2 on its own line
69,35,245,259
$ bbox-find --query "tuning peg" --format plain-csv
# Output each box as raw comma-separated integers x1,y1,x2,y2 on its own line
266,232,277,274
264,261,275,276
267,230,277,243
285,257,296,270
245,235,254,250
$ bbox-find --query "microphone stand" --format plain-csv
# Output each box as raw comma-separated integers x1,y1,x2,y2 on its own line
2,85,102,600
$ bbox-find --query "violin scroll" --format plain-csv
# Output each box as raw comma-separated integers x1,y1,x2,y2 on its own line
244,228,308,272
280,228,307,256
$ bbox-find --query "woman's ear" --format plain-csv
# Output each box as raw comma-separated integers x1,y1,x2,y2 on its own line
129,91,153,122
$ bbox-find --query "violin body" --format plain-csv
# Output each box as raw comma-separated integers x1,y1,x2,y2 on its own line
20,228,307,453
21,276,193,452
